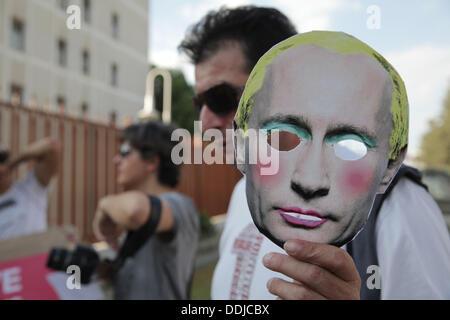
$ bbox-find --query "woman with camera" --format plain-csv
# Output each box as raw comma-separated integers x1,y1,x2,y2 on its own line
93,121,199,300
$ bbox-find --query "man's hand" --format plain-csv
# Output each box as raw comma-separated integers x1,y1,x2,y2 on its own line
0,162,9,179
93,197,125,251
263,239,361,300
9,137,61,186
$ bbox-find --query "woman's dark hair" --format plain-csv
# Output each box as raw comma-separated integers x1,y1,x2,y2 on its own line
178,5,297,73
120,120,180,188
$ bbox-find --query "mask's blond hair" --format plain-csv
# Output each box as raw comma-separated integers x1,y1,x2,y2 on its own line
236,31,408,160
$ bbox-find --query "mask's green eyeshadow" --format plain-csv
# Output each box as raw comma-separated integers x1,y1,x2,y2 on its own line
326,133,376,148
262,122,311,140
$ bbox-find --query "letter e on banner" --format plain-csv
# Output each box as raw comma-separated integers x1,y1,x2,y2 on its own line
1,267,22,295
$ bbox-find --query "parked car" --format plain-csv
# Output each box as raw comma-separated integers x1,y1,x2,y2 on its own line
422,169,450,201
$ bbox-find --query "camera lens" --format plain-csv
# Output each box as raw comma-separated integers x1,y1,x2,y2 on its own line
46,245,101,284
47,248,71,271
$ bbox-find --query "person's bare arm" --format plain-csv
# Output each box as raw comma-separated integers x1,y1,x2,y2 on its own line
9,137,61,187
263,239,361,300
92,191,174,247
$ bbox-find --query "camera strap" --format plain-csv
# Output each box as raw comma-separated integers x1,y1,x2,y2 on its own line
109,195,162,276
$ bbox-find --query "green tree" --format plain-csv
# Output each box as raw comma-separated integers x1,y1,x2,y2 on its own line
419,85,450,171
152,66,197,133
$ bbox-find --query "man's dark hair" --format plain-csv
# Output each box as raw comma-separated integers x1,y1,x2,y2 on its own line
178,5,297,73
120,120,180,188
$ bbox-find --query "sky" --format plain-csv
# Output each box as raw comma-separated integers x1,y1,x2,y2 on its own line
148,0,450,158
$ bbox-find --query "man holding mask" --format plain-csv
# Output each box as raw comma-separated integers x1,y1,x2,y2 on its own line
179,6,450,299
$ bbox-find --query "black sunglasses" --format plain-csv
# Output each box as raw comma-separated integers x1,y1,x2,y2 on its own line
192,82,244,116
0,150,9,164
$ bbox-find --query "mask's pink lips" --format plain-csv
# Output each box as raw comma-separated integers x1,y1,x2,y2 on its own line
278,207,327,228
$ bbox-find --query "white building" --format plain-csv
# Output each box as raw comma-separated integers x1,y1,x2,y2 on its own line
0,0,149,124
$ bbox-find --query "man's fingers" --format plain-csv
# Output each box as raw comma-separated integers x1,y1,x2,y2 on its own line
284,239,360,283
263,252,358,299
267,277,326,300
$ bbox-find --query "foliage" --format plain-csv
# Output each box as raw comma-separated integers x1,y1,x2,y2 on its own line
198,210,215,236
419,85,450,171
190,261,216,300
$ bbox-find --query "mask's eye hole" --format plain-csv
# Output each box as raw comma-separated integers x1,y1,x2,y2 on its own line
333,139,367,161
267,130,301,151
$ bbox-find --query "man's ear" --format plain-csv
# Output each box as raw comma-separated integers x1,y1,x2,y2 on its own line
233,121,247,174
377,145,407,194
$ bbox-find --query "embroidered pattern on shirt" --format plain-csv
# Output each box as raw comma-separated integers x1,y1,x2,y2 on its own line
0,199,16,213
229,223,264,299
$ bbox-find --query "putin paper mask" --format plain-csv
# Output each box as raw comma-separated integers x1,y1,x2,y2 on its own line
234,31,408,248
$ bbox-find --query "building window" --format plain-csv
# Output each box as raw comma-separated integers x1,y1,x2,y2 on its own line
56,96,66,114
59,0,69,11
10,18,25,51
82,50,90,75
58,39,67,67
111,64,118,87
10,84,23,105
81,103,89,119
111,13,119,39
83,0,91,23
109,111,117,125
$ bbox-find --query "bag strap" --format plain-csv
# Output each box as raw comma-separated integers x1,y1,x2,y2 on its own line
383,165,428,198
110,195,162,275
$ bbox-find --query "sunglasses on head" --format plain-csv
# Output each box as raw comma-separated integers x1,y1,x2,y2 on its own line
192,82,244,116
119,142,154,159
0,150,9,164
119,143,132,158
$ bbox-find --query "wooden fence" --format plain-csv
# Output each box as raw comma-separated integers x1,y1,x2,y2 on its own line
0,102,242,242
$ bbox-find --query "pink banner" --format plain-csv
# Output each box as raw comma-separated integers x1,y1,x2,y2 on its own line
0,253,59,300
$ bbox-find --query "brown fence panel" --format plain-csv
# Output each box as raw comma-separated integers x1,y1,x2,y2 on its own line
0,102,241,242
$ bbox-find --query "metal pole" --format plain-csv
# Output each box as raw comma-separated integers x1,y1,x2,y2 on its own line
138,68,172,123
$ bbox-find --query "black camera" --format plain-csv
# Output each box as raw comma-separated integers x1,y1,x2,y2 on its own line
46,245,101,284
46,196,162,285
